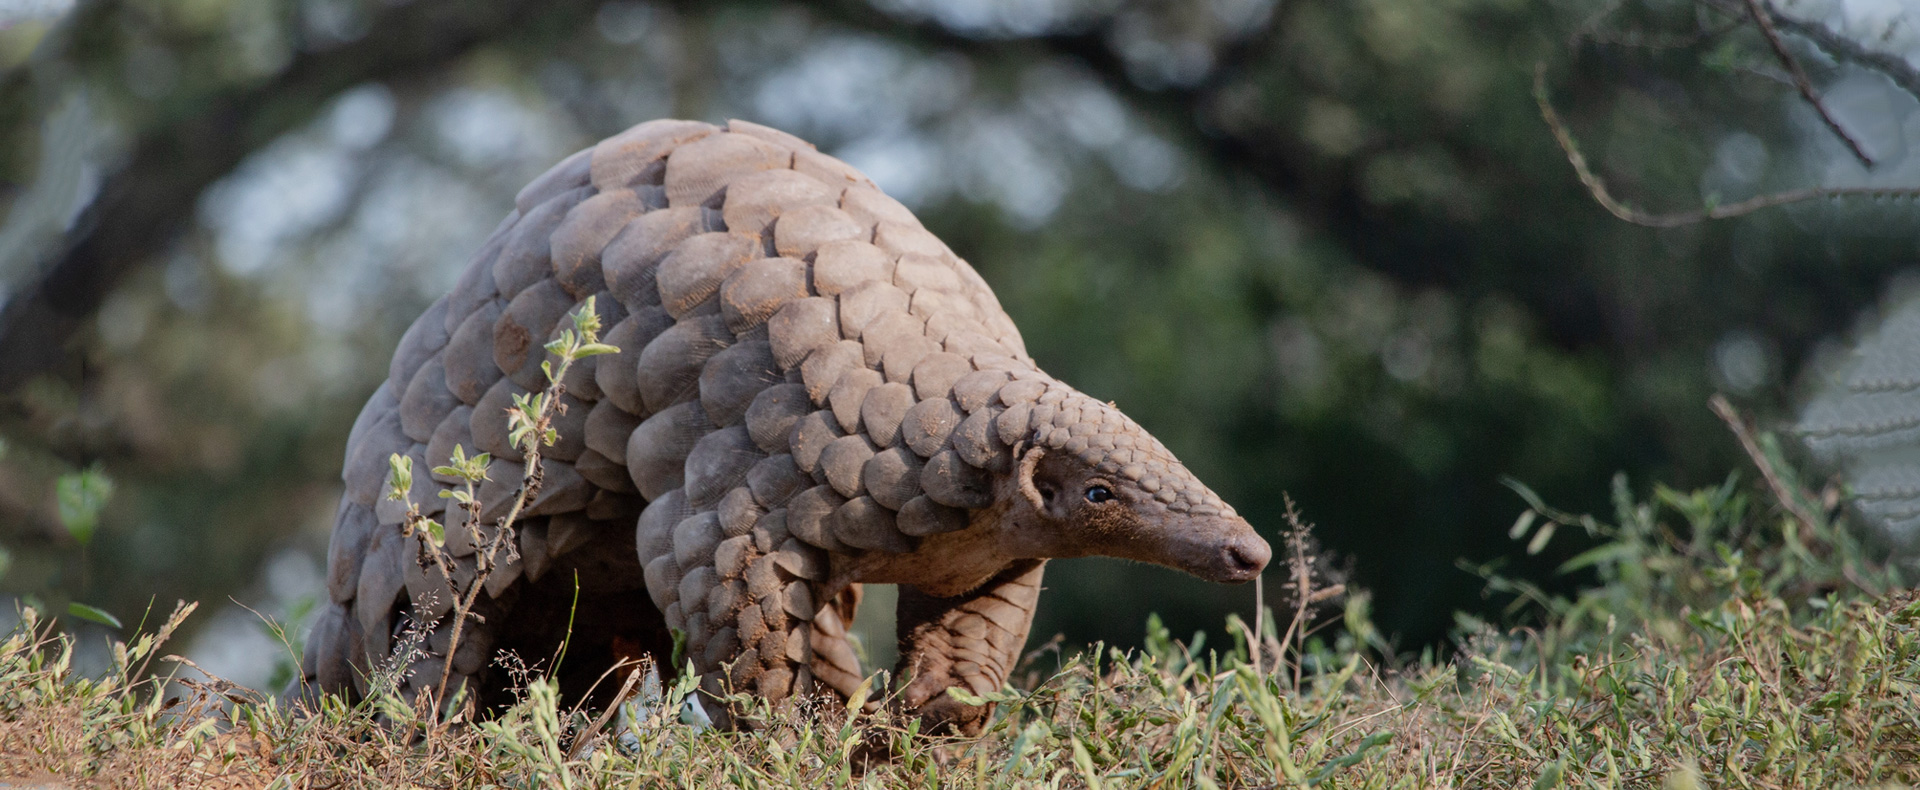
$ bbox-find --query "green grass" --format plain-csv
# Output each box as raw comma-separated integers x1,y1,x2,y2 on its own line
2,430,1917,788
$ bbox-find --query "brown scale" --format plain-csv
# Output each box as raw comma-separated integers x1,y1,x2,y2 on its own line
295,119,1268,733
773,204,866,258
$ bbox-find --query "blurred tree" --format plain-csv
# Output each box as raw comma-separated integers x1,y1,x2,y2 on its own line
0,0,1914,675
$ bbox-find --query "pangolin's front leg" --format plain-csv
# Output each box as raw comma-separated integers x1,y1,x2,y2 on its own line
893,559,1045,735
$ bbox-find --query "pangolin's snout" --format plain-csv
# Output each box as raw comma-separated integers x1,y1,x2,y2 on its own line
1163,514,1271,584
1219,533,1271,582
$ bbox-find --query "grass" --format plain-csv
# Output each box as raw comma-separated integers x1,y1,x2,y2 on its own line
3,406,1917,788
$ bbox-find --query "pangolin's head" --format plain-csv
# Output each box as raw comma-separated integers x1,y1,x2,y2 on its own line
992,384,1270,584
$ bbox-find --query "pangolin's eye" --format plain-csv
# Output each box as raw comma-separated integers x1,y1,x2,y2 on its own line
1085,485,1114,504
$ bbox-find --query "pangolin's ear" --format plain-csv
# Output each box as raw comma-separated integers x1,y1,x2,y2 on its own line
1016,444,1049,516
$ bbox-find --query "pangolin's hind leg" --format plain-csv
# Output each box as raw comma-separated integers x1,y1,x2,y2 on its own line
893,559,1044,735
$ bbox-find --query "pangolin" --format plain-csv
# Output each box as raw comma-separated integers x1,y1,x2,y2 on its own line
292,118,1271,733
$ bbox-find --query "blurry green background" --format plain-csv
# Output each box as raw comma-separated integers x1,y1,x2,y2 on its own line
0,0,1915,686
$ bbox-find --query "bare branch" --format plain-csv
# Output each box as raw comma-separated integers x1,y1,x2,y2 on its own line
1709,394,1820,534
1702,0,1920,104
1740,0,1875,168
1703,393,1887,595
1534,63,1920,228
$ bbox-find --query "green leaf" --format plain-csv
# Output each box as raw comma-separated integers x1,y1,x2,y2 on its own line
572,296,603,338
573,343,621,358
423,519,445,547
1500,477,1585,525
437,445,490,483
847,674,875,714
384,454,413,501
67,602,122,629
56,466,114,546
945,686,988,707
679,692,712,729
1308,731,1393,785
1558,541,1635,575
944,686,1022,706
1070,737,1102,790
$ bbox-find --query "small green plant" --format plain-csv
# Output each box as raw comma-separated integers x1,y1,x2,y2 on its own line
9,461,128,630
378,295,621,718
54,465,112,549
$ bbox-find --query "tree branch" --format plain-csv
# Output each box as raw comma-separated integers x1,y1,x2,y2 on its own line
0,0,599,392
1740,0,1874,168
1534,63,1920,228
1701,0,1920,104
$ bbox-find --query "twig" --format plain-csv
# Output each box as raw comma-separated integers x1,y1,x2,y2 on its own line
1713,394,1886,596
407,298,616,719
1699,0,1920,102
131,600,196,687
1708,394,1823,536
162,654,263,706
432,506,506,716
1325,700,1408,741
1275,495,1317,690
1740,0,1874,168
1534,63,1920,228
1251,574,1264,679
432,383,559,709
565,659,646,760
